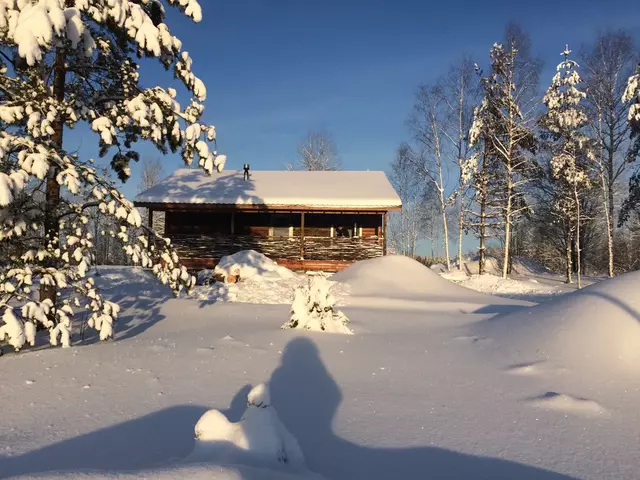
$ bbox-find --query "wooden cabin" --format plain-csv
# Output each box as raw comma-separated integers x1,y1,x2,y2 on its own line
134,169,402,272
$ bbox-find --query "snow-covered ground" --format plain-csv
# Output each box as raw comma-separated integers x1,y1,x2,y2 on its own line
1,256,639,479
439,255,600,301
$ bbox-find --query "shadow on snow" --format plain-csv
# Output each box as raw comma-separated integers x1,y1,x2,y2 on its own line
1,337,578,480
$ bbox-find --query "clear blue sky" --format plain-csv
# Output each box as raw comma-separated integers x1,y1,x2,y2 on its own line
67,0,639,252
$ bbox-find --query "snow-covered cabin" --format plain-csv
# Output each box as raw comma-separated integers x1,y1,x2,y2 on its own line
134,169,402,271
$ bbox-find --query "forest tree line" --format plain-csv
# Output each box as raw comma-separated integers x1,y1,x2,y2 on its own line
388,23,640,284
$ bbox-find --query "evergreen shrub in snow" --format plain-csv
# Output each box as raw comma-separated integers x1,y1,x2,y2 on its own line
282,276,352,334
0,0,222,351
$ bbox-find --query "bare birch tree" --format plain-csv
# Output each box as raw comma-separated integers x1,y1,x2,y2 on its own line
138,157,166,194
290,130,341,171
388,144,438,257
409,85,452,270
581,30,638,277
436,58,480,270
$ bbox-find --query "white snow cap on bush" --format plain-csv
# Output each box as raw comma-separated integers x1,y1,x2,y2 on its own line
215,250,295,282
194,383,305,466
0,308,26,351
283,276,352,334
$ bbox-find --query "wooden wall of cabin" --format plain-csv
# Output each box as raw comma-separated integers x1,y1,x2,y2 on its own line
156,210,386,265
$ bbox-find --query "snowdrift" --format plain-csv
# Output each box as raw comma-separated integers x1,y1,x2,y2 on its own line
332,256,526,310
215,251,295,282
474,270,640,374
459,255,550,276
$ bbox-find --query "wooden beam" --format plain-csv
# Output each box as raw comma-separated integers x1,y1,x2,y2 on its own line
133,202,401,213
383,212,388,256
300,212,305,260
147,208,153,243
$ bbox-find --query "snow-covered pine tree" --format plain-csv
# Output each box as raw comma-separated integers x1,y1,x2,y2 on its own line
282,276,352,334
0,0,223,351
469,42,538,279
540,46,594,288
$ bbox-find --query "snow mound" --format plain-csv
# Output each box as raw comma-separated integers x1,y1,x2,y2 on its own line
440,269,469,281
525,392,608,417
193,383,305,467
474,270,640,374
429,263,447,274
452,273,559,297
215,251,295,282
332,255,523,308
460,255,550,276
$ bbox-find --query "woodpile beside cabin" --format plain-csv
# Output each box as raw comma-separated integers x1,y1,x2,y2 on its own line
134,169,402,272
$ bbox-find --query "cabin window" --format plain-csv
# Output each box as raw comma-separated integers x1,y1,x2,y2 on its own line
165,211,232,235
234,212,299,237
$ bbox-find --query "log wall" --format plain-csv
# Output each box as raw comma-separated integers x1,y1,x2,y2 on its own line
167,234,384,265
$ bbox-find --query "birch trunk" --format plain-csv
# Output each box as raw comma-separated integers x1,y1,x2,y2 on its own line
565,226,573,284
574,185,582,289
478,151,488,275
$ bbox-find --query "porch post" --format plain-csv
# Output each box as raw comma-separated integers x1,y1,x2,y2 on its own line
300,212,305,260
230,212,235,235
147,208,154,243
382,212,387,256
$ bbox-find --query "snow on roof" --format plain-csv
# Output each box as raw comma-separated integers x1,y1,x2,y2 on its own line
134,169,402,209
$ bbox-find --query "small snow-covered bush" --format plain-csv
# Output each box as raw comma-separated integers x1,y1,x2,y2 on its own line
282,276,352,334
193,383,305,466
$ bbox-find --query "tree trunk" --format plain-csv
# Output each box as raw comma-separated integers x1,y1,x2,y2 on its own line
565,225,573,284
502,173,512,279
574,186,582,289
457,197,463,271
600,172,614,277
39,47,66,314
478,153,487,275
441,206,451,271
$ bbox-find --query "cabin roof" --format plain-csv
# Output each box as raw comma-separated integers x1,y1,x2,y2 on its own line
134,169,402,210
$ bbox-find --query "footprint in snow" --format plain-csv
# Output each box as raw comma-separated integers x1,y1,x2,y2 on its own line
453,335,493,346
148,344,170,352
505,361,569,376
196,347,216,355
506,361,544,375
525,391,608,418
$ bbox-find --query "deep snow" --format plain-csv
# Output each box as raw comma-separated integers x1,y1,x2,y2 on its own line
1,257,639,480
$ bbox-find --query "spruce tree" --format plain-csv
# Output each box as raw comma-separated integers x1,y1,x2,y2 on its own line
540,46,594,288
469,42,538,278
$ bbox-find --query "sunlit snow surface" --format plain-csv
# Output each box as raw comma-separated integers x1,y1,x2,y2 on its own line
1,256,639,480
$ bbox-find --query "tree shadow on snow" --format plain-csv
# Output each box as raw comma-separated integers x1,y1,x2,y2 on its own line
0,385,252,479
81,268,174,345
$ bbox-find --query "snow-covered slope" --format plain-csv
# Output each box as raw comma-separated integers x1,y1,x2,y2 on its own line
333,255,528,311
473,270,640,375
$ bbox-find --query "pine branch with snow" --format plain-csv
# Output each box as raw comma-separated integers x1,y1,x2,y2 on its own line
282,276,352,334
623,64,640,135
0,0,220,350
